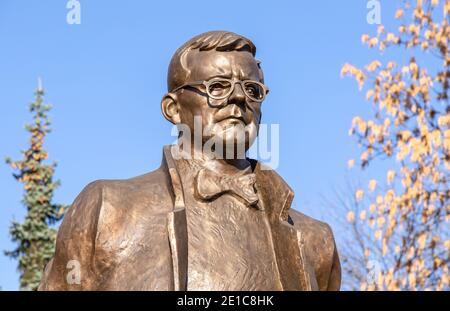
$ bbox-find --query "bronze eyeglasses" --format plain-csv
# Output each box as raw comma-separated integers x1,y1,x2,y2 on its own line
171,77,269,104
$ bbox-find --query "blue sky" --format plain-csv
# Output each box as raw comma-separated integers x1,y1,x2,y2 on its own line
0,1,402,290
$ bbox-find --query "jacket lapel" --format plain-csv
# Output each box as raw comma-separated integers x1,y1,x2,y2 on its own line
253,161,313,290
163,146,188,291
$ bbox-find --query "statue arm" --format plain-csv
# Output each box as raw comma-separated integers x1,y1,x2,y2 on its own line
326,240,341,291
38,181,105,290
320,223,341,291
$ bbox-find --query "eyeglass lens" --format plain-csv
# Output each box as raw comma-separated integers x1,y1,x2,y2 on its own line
207,80,265,101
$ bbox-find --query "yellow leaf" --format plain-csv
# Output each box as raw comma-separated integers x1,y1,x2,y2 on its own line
386,33,398,43
417,233,427,249
361,34,369,44
361,151,369,161
355,189,364,201
375,230,382,240
368,37,378,47
444,129,450,149
364,248,370,258
382,239,388,256
376,195,383,205
395,9,404,19
408,273,416,287
360,210,367,221
444,240,450,249
387,170,395,184
347,159,355,169
366,60,381,72
407,246,415,259
368,179,377,192
347,211,355,222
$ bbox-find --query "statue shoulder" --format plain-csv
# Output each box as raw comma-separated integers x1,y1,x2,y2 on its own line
288,209,334,242
288,209,341,290
68,166,174,219
58,166,175,253
40,167,175,290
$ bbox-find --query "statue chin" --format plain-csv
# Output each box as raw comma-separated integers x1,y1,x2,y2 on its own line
214,131,257,160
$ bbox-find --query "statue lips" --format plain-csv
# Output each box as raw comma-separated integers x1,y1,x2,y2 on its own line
217,116,246,131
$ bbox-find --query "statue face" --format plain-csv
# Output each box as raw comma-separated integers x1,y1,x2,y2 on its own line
172,49,263,155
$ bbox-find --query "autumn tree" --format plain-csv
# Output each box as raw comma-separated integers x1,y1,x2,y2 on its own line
341,0,449,290
5,80,66,290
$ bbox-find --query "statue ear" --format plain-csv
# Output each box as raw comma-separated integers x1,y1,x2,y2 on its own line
256,60,264,83
161,93,181,124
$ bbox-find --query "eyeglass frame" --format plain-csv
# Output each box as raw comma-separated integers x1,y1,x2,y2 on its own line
170,77,269,103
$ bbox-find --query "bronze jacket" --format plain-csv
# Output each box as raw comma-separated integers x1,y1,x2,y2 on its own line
38,146,341,291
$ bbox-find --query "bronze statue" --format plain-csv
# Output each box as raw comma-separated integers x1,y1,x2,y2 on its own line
38,31,341,291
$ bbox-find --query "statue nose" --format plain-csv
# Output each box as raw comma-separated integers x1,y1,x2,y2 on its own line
228,83,246,104
228,103,244,119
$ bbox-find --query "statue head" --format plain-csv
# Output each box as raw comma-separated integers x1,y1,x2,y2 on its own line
161,31,268,159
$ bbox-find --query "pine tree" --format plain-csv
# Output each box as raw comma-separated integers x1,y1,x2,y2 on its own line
5,80,67,290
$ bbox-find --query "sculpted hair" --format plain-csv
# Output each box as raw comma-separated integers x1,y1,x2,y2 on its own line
167,31,257,92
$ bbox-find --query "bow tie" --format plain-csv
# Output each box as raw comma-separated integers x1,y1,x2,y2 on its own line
195,168,259,207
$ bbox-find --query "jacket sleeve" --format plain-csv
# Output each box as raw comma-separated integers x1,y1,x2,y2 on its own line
38,181,104,291
326,242,341,291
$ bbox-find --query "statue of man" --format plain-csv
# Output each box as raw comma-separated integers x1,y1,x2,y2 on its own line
39,31,341,291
